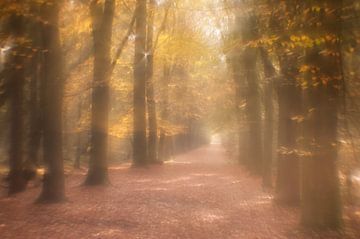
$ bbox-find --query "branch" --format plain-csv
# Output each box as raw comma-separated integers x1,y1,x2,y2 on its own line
65,9,136,97
110,9,136,73
65,44,93,76
120,0,132,14
153,5,171,54
260,47,276,78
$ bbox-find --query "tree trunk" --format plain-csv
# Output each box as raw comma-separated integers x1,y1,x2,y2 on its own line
146,0,159,164
236,15,263,173
159,64,172,161
243,48,263,173
37,0,65,203
133,0,148,166
275,54,301,205
25,4,44,180
301,0,343,228
260,49,275,188
74,99,83,169
85,0,114,185
7,11,27,195
227,36,247,165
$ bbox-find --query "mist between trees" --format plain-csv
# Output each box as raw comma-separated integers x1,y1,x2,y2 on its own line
0,0,360,233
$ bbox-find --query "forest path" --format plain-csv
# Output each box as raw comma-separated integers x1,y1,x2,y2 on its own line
0,144,357,238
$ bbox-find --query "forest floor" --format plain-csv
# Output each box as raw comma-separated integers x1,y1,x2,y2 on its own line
0,144,360,239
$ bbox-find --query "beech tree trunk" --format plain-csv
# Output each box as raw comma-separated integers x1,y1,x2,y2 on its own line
25,3,44,179
268,0,302,205
227,31,246,165
133,0,148,166
261,49,275,188
240,15,263,173
146,0,159,164
301,0,343,228
37,0,66,202
7,10,27,195
85,0,114,185
159,64,172,161
275,54,301,205
74,99,83,169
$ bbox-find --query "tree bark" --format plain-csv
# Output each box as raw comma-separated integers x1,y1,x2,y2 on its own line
301,0,343,228
159,64,172,161
37,0,66,203
25,3,44,180
227,35,246,165
275,54,301,205
7,11,27,195
260,49,275,188
146,0,159,164
239,14,263,173
74,98,83,169
268,0,302,205
85,0,114,185
133,0,148,166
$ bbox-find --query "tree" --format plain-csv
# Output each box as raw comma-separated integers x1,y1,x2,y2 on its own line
85,0,115,185
275,51,302,205
37,0,66,202
301,0,343,228
74,98,83,169
6,3,27,194
239,13,263,173
260,48,275,188
133,0,148,166
146,0,158,163
158,63,173,162
24,2,44,182
262,0,303,205
226,14,246,166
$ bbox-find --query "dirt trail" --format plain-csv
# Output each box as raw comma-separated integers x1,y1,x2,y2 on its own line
0,145,358,238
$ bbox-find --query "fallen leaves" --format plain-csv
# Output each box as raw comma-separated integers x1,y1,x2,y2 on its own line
0,145,359,238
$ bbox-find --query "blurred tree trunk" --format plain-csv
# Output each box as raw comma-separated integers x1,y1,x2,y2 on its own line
74,99,83,169
85,0,114,185
267,0,302,205
74,133,81,169
260,49,275,188
25,3,44,179
159,64,172,161
227,30,247,165
133,0,148,166
37,0,65,202
275,53,301,205
240,15,263,173
146,0,159,164
301,0,343,229
7,8,27,194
